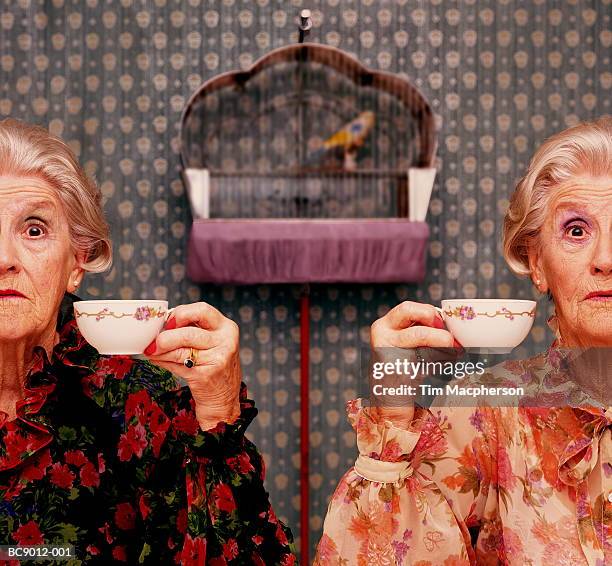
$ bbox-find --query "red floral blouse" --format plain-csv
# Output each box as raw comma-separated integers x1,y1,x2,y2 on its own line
0,294,296,565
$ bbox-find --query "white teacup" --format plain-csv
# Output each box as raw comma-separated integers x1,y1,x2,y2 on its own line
437,299,537,352
74,300,170,355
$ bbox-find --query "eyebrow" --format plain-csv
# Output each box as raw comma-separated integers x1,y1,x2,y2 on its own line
19,200,58,215
553,202,590,212
551,200,598,216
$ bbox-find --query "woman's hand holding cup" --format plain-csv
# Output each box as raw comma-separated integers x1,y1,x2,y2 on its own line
144,302,242,431
369,301,459,429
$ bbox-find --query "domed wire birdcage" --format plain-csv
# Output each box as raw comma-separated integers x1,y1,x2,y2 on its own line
180,43,436,284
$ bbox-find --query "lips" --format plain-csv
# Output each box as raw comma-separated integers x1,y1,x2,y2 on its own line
0,289,26,298
584,290,612,300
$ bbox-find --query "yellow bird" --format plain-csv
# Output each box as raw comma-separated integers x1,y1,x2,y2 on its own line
302,111,375,169
322,111,375,150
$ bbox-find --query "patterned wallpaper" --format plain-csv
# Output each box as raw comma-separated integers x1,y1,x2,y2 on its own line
1,0,610,562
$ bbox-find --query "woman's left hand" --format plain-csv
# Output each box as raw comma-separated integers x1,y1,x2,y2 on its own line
143,302,242,431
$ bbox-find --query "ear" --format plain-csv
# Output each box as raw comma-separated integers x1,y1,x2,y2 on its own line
66,251,86,294
527,244,548,293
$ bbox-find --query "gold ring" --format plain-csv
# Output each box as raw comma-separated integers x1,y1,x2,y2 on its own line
183,347,198,368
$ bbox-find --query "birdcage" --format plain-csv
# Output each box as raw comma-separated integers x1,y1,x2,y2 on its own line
180,43,437,284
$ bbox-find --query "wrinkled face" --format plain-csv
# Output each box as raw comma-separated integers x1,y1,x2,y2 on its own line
0,176,83,343
530,176,612,347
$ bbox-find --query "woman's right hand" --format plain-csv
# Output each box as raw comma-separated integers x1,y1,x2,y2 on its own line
369,301,457,429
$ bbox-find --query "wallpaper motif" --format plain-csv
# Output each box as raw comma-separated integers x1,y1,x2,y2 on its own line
1,0,610,561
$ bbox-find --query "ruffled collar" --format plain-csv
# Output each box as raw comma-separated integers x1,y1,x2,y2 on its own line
541,333,609,407
0,293,91,472
537,340,611,491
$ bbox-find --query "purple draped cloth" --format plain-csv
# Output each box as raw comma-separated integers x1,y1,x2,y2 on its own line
186,219,429,284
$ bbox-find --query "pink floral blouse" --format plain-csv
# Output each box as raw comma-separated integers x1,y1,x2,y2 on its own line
314,347,611,566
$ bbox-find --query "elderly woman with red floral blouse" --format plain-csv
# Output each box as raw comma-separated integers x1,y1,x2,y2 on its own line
0,119,295,564
316,117,611,565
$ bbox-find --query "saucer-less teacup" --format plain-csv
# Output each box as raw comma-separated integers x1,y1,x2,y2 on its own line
437,299,537,352
74,300,170,355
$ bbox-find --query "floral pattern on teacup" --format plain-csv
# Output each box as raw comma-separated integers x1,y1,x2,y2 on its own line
443,305,536,320
75,306,167,322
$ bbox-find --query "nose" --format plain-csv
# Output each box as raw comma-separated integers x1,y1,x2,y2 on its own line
590,229,612,277
0,233,21,276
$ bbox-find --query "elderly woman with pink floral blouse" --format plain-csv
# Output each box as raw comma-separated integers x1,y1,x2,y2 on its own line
315,117,611,565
